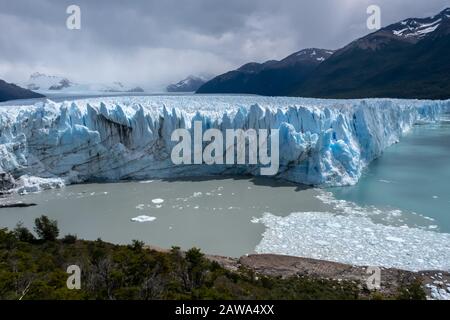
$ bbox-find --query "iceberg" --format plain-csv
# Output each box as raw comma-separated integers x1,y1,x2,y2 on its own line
131,215,156,223
0,95,448,192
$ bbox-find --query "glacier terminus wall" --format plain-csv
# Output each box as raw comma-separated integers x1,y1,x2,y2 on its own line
0,95,448,193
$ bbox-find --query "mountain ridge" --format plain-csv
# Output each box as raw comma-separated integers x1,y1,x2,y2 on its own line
197,8,450,99
196,48,334,96
0,79,45,103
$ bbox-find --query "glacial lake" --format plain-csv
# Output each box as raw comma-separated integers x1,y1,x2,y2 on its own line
0,177,332,257
0,117,449,262
330,116,450,233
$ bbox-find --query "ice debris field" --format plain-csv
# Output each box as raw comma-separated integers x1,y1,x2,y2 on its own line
253,189,450,272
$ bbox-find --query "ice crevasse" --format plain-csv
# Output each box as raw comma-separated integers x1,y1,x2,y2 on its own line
0,96,448,192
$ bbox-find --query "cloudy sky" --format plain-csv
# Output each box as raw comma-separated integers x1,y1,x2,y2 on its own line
0,0,448,90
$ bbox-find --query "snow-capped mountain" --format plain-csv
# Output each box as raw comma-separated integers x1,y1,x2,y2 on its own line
25,73,74,91
24,73,144,93
389,7,450,41
340,7,450,51
166,75,208,92
197,48,333,96
292,7,450,99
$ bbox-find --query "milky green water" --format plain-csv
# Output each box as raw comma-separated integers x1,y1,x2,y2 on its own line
0,177,330,257
330,117,450,233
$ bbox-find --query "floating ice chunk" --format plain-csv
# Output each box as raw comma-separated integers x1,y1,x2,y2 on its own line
139,180,154,184
251,217,261,224
131,215,156,222
135,204,145,210
151,198,164,204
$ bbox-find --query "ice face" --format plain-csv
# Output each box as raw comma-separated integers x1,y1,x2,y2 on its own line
0,96,448,192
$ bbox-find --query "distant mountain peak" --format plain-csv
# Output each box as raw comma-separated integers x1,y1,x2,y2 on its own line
389,8,450,40
285,48,334,63
166,75,209,92
339,9,450,53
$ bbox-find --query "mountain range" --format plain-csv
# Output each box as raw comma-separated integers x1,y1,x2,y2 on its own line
198,8,450,100
0,79,44,103
24,73,145,93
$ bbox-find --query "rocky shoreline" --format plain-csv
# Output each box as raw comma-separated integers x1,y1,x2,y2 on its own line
206,253,450,300
143,244,450,300
142,245,449,300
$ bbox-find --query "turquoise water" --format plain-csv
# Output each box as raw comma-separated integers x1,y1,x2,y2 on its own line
330,117,450,233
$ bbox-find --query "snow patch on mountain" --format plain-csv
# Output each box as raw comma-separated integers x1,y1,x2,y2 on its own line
391,8,450,39
166,75,209,92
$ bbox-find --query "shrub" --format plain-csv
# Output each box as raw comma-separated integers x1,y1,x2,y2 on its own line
62,234,78,244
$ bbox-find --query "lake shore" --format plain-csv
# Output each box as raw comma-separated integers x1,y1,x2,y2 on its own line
142,244,450,300
205,252,450,300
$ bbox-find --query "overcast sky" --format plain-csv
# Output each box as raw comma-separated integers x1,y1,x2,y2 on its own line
0,0,448,90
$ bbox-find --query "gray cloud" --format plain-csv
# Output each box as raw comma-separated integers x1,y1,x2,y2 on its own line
0,0,448,90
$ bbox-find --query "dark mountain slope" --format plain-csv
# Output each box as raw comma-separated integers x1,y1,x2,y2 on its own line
0,79,44,102
197,48,333,96
292,8,450,99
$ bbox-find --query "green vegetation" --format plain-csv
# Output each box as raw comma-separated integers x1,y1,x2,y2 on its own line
0,215,426,300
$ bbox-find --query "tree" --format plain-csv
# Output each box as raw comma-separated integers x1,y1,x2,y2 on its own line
130,240,144,251
13,222,35,243
34,215,59,241
185,248,207,289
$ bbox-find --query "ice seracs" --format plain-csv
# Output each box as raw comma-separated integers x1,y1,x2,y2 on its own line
0,95,448,193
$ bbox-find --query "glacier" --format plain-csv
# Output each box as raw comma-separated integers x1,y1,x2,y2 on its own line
0,95,449,193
